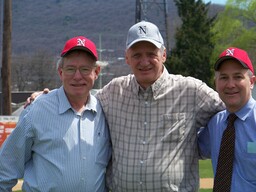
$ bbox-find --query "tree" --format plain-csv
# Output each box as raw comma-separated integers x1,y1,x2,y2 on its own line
165,0,216,86
12,51,60,91
211,0,256,66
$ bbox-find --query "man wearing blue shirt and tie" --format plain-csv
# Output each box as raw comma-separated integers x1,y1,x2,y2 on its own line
199,47,256,192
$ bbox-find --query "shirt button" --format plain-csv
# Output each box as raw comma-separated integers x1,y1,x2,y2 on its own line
142,141,146,145
140,160,144,164
140,181,143,185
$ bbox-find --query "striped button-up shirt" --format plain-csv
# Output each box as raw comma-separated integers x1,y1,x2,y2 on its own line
0,86,111,192
97,67,224,192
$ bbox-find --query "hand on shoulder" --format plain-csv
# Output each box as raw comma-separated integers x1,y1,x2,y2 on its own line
24,88,50,108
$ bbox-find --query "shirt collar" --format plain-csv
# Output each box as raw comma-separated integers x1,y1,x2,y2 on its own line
225,97,256,121
131,66,169,99
57,86,97,114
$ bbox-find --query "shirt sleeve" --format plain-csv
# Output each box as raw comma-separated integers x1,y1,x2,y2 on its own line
198,126,211,159
195,79,225,129
0,113,33,191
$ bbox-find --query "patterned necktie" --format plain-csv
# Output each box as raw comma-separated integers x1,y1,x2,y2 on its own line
213,113,238,192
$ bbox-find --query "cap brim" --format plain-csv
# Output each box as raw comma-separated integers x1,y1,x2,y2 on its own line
61,46,97,60
214,56,249,71
126,39,162,50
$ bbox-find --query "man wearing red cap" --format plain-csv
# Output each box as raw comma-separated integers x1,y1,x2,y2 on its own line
0,36,111,191
199,47,256,191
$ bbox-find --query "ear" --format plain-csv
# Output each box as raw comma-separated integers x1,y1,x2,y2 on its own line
250,75,256,90
94,66,101,80
58,67,63,80
125,51,130,66
162,48,167,63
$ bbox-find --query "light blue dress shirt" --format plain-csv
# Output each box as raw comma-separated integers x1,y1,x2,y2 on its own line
0,86,111,192
198,97,256,192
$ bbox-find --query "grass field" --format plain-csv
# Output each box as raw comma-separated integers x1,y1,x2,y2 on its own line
199,159,213,178
14,160,214,192
199,159,213,192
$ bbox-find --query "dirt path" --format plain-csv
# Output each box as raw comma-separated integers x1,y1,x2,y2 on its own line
12,180,23,191
13,178,213,191
200,178,213,189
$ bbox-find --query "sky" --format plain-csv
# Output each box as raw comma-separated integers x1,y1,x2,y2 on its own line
204,0,227,5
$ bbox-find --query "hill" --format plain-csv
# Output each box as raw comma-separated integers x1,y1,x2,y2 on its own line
1,0,225,92
8,0,224,57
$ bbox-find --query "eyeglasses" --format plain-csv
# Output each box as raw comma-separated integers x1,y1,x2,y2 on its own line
62,66,95,76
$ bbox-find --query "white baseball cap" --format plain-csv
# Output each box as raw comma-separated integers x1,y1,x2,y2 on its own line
126,20,164,50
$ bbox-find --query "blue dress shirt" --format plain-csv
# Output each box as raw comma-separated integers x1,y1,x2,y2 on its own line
0,86,111,192
198,97,256,192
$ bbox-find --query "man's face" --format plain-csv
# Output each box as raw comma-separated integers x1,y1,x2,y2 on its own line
215,59,255,112
125,41,166,89
58,51,100,101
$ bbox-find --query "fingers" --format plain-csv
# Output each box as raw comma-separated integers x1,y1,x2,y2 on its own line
43,88,50,94
24,97,33,109
23,90,46,109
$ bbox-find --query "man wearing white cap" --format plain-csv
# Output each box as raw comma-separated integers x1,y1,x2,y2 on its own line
199,47,256,192
0,36,111,192
25,21,225,191
96,20,224,191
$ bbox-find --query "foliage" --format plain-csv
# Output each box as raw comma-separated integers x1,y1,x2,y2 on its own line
211,0,256,72
165,0,216,87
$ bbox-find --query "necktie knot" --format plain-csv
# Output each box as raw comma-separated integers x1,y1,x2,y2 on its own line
228,113,237,125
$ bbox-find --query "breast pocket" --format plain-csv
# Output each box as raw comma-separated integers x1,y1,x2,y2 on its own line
238,152,256,183
161,113,186,143
239,142,256,182
95,131,111,167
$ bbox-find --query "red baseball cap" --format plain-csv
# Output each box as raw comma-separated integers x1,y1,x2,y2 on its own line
214,47,254,74
61,36,98,60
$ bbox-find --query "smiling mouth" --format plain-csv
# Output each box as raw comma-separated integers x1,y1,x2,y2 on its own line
226,92,238,96
72,84,86,87
139,68,152,72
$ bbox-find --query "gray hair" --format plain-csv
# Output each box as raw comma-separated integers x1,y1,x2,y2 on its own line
214,69,254,79
160,45,166,56
56,51,98,70
56,57,64,70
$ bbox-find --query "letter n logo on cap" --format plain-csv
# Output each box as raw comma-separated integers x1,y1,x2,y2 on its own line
77,38,85,47
138,25,147,36
226,48,235,56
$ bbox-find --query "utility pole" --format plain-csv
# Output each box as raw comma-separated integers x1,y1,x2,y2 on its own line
1,0,12,115
135,0,142,23
135,0,170,52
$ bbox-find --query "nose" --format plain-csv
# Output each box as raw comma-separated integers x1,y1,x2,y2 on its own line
140,56,150,66
73,69,83,79
226,78,235,88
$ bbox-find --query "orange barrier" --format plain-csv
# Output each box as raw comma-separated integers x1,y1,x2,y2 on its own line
0,116,19,147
